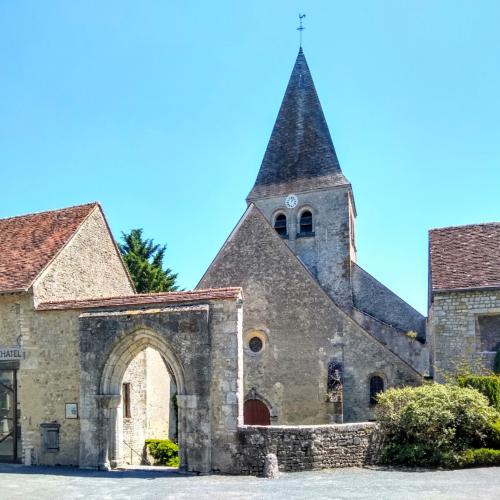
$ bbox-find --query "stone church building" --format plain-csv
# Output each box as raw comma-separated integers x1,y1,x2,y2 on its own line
0,49,498,471
198,48,428,424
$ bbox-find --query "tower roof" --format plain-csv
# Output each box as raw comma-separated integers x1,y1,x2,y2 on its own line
248,48,349,200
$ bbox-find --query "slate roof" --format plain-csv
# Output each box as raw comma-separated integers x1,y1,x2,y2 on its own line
36,287,243,310
0,203,98,292
429,222,500,291
247,48,348,200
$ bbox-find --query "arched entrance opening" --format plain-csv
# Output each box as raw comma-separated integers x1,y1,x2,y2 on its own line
98,329,186,469
120,346,178,466
244,399,271,425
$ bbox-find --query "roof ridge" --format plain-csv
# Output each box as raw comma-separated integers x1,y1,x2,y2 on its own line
429,221,500,233
0,202,99,223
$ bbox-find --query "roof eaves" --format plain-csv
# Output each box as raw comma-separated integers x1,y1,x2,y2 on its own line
432,285,500,294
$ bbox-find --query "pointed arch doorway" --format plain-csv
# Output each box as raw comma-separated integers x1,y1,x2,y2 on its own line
97,330,187,470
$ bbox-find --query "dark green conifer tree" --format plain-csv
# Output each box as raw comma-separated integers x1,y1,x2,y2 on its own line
118,229,179,293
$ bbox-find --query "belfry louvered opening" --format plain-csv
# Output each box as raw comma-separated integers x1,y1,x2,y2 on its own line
274,213,287,237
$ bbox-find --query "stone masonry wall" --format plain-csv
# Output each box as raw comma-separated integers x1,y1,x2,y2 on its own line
33,207,134,304
238,422,379,476
430,289,500,382
145,348,171,441
122,350,148,465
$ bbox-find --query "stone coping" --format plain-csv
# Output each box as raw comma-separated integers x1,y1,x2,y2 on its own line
36,287,243,311
239,422,377,431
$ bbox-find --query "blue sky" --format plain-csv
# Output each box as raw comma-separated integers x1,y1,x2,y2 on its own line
1,1,499,314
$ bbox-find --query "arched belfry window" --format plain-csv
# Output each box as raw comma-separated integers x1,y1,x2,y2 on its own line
299,210,313,235
274,213,287,237
370,376,384,405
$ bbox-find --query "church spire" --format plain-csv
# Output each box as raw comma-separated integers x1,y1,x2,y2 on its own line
247,49,348,201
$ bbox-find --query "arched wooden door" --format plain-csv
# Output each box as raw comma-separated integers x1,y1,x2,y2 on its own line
244,399,270,425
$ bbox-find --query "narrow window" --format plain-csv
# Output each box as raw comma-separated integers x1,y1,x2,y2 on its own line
122,383,131,418
370,376,384,405
274,214,287,236
299,210,313,234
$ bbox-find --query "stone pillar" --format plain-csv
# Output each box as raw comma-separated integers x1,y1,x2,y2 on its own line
208,300,244,473
97,394,121,470
175,395,189,470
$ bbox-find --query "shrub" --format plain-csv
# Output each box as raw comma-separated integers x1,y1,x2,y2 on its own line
376,384,499,467
457,375,500,412
145,439,180,467
456,448,500,467
488,419,500,449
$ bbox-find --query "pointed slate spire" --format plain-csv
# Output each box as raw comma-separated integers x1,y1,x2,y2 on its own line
248,49,348,200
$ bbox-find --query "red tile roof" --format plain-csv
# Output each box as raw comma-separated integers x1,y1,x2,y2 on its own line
0,203,98,292
429,222,500,291
36,287,243,311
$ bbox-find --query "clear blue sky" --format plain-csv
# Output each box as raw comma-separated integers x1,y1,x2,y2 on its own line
1,1,499,314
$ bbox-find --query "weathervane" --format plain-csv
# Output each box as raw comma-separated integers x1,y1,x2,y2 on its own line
297,14,306,47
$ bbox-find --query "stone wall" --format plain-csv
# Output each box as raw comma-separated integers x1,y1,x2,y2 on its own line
430,289,500,381
33,207,134,304
122,350,148,465
237,422,379,476
145,348,171,440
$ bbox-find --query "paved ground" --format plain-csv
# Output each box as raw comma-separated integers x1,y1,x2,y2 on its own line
0,465,499,500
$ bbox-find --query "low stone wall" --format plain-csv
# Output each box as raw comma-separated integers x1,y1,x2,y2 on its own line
237,422,380,476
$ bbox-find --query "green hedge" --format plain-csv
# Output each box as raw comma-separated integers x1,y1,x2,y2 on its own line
376,384,499,467
145,439,180,467
456,448,500,467
457,375,500,412
489,419,500,449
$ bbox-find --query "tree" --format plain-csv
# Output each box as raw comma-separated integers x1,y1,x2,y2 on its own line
118,229,179,293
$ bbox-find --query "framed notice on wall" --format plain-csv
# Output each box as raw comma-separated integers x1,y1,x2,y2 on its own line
65,403,78,419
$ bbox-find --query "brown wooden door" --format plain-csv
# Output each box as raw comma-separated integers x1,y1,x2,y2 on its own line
244,399,270,425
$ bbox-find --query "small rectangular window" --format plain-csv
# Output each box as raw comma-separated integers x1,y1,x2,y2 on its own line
122,383,131,418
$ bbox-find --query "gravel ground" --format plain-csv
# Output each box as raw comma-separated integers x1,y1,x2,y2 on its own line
0,465,499,500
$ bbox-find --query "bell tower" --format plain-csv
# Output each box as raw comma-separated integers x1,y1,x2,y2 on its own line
246,49,356,309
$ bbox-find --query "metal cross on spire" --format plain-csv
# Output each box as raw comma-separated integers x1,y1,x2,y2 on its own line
297,14,306,47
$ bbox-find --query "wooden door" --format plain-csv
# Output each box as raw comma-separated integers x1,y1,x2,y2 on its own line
243,399,270,425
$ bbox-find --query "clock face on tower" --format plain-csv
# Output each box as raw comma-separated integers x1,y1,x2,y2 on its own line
285,194,298,209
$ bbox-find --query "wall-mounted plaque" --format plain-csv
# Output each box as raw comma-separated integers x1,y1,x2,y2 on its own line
0,348,24,360
65,403,78,419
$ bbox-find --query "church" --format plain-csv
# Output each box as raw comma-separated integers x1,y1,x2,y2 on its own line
0,48,499,471
198,48,428,424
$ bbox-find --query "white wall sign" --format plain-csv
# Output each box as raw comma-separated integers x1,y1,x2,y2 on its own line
0,348,25,360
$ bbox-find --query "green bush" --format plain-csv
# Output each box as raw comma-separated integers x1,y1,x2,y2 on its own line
376,384,499,467
488,419,500,449
456,448,500,467
145,439,180,467
457,375,500,411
